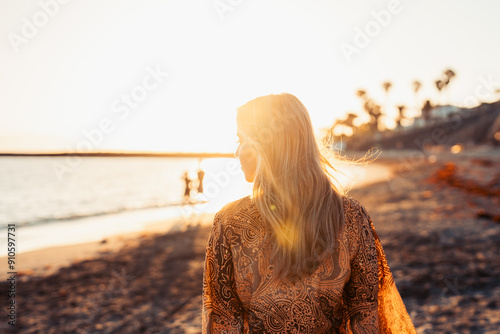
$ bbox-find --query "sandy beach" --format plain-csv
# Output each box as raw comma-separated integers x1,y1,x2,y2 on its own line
1,151,499,333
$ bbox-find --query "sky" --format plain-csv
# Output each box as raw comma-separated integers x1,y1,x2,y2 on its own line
0,0,499,153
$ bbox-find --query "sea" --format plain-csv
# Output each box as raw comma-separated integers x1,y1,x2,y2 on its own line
0,156,390,254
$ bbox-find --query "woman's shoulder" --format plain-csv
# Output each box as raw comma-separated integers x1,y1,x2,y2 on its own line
342,195,364,210
340,196,378,259
341,195,372,227
214,195,260,226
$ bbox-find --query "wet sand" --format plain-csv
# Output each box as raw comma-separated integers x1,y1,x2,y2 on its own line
1,153,499,333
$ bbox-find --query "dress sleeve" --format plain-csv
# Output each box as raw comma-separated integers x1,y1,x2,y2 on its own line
361,207,417,334
343,203,380,333
202,212,245,333
343,201,417,334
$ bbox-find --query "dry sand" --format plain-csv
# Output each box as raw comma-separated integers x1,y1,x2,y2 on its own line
0,153,499,333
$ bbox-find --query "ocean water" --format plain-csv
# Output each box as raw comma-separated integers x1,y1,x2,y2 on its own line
0,156,251,228
0,156,390,253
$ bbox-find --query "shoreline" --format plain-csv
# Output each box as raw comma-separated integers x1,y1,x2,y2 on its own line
5,202,209,255
1,161,393,257
3,212,215,278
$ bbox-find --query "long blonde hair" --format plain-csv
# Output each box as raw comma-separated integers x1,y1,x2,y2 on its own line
236,93,345,281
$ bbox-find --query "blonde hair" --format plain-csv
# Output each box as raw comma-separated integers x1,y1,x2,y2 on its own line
236,93,345,281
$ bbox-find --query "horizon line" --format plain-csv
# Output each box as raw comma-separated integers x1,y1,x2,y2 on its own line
0,151,235,158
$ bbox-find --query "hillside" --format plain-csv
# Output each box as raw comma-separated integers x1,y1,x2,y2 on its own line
345,100,500,151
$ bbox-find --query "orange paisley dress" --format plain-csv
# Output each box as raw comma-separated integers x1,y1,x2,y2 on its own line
202,196,416,333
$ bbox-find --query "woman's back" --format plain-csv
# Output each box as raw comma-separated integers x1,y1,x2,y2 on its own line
202,195,415,333
203,93,415,333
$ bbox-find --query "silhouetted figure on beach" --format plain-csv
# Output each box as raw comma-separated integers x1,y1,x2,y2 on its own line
197,169,205,194
182,171,191,201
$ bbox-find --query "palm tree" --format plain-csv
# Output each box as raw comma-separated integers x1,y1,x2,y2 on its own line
355,89,382,132
413,80,422,104
435,80,445,104
369,105,383,132
382,81,392,95
443,69,456,85
382,81,392,117
442,68,456,104
356,89,367,99
364,100,382,132
328,113,358,138
344,113,358,134
396,105,406,128
412,80,422,94
412,80,422,119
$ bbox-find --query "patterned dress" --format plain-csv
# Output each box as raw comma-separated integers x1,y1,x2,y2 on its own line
202,196,416,333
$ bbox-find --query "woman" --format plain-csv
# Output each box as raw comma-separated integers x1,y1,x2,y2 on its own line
202,93,416,333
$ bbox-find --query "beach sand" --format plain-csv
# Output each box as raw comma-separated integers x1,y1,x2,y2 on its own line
1,152,499,333
1,213,216,278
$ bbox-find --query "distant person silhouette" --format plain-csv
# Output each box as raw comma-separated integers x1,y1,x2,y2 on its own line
197,169,205,194
182,171,191,201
